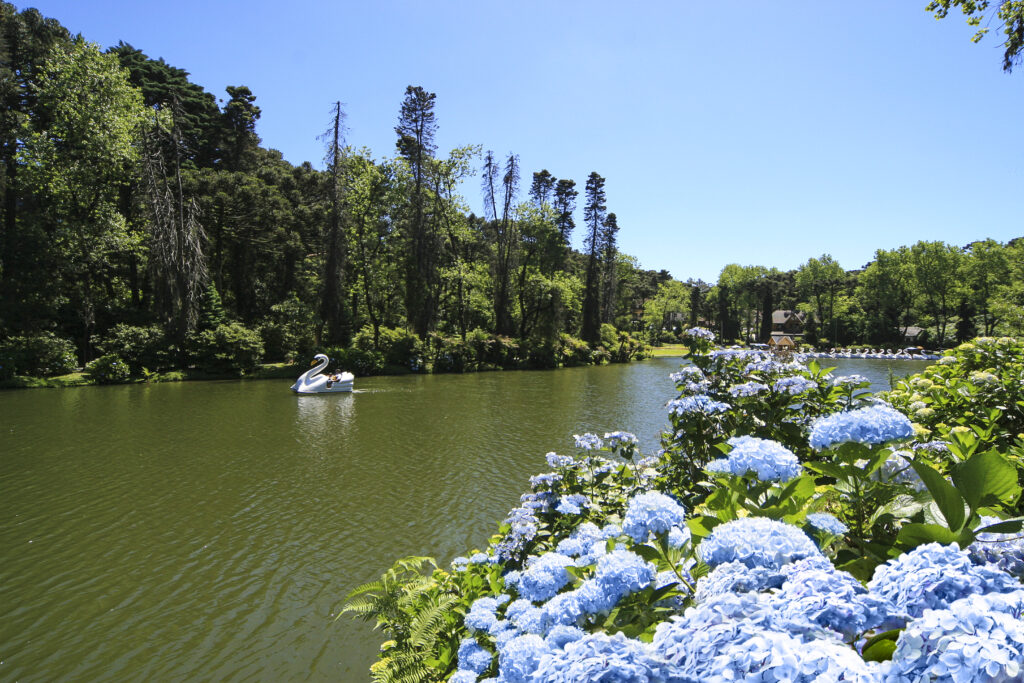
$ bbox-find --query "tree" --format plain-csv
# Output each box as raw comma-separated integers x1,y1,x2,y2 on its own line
319,101,350,345
962,238,1010,335
140,105,207,347
528,170,555,209
908,240,963,344
395,85,438,338
795,255,846,345
926,0,1024,72
551,178,577,271
599,212,620,324
857,247,916,345
643,279,690,344
220,85,261,171
18,37,147,358
580,172,606,342
0,3,70,333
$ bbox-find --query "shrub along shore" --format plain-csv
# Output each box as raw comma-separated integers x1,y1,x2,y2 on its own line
344,332,1024,682
0,323,649,389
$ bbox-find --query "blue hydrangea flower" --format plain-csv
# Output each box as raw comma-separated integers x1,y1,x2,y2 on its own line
603,431,638,448
808,404,914,449
871,450,926,491
881,590,1024,683
670,366,705,385
590,548,657,603
542,590,584,626
449,670,479,683
868,542,1022,618
969,516,1024,580
497,634,549,683
744,358,803,375
469,551,493,565
774,558,902,639
667,394,730,416
507,603,548,635
707,435,802,482
516,552,575,603
545,451,575,469
465,595,510,635
495,507,540,561
573,433,603,450
684,327,715,341
805,512,849,536
728,381,769,397
622,491,687,543
773,376,818,395
457,637,493,674
698,517,821,570
668,525,691,549
530,631,679,682
694,561,788,602
529,472,563,489
653,593,872,681
544,624,586,650
452,556,470,572
555,493,590,515
832,374,868,386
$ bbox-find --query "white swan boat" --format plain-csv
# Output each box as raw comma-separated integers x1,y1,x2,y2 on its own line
291,354,354,393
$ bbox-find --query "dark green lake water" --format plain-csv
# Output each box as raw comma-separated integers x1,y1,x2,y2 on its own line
0,357,929,681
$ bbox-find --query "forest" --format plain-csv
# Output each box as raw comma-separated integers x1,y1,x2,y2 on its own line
1,3,1022,382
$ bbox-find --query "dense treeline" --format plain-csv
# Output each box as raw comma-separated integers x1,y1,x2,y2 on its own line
679,239,1024,349
0,4,667,379
3,4,1022,382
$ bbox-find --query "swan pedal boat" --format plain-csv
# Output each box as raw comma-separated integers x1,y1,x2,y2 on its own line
291,354,354,393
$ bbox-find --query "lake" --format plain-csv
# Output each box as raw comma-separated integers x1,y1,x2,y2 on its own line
0,356,929,681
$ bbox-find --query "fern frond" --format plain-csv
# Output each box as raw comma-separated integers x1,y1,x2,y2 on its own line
409,595,457,649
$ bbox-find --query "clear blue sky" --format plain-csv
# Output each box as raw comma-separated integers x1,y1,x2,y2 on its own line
18,0,1024,282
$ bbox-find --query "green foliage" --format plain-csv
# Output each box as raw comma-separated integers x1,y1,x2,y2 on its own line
84,353,131,384
341,557,464,683
0,332,78,379
324,346,385,376
354,326,424,371
188,322,264,375
93,324,171,375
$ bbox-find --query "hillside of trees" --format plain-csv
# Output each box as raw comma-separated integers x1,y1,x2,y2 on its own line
0,3,671,379
2,3,1022,382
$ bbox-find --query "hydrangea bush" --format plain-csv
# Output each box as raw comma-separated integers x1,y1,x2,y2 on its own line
345,333,1024,683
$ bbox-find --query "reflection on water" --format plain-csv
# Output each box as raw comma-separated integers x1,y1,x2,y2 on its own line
294,394,356,450
0,357,931,681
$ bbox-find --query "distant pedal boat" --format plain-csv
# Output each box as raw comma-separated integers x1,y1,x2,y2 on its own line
291,354,354,393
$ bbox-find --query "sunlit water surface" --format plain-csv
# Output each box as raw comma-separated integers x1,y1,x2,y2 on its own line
0,357,929,680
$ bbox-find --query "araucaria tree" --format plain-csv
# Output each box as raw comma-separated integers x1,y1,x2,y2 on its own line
395,85,439,338
320,101,350,345
600,212,619,325
581,172,606,342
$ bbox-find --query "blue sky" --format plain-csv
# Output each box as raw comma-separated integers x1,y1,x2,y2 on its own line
20,0,1024,282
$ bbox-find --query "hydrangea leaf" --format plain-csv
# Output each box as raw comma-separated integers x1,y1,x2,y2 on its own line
951,450,1020,512
860,629,900,662
896,522,964,547
909,459,966,532
976,516,1024,535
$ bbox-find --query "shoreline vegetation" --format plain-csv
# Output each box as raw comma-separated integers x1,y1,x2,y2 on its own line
344,331,1024,682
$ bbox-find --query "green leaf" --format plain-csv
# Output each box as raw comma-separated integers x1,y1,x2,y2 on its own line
630,544,663,564
909,459,966,532
897,523,964,548
976,517,1024,535
861,629,901,662
951,451,1021,512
